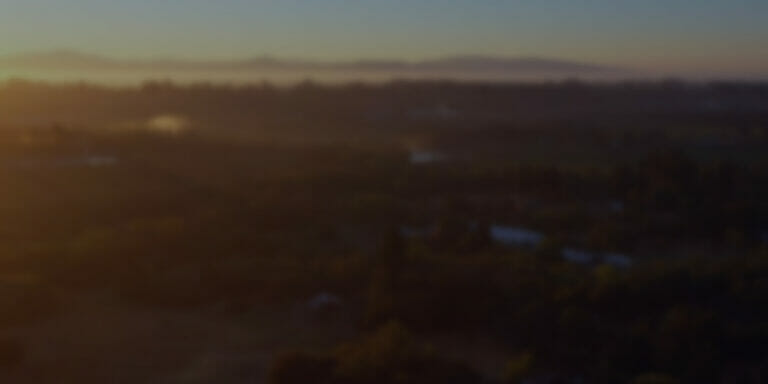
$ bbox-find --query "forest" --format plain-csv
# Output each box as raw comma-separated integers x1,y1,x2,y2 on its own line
0,80,767,383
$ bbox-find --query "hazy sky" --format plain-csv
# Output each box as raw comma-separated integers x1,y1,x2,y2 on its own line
1,0,766,75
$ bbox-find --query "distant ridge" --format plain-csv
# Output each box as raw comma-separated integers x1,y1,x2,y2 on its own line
0,51,627,76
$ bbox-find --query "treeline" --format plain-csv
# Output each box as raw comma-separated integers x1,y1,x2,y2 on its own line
1,80,767,137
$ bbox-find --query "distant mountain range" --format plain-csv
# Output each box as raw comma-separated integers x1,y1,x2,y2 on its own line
0,51,628,76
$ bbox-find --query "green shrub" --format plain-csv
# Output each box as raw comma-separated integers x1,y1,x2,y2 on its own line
269,322,483,384
504,352,535,383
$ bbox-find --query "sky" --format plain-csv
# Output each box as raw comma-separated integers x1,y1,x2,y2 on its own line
1,0,767,75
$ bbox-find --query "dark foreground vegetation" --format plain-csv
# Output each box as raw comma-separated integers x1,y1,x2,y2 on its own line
0,80,767,383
